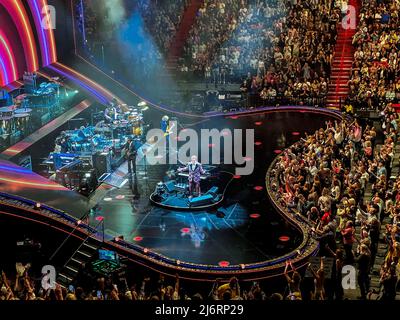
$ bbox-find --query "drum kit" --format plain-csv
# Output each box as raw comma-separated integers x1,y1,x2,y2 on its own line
107,106,144,137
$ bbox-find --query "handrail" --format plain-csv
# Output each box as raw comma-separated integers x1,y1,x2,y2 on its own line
61,218,103,270
0,187,311,274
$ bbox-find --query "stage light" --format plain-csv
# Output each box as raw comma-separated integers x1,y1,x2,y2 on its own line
176,260,181,265
115,195,125,200
77,220,82,225
273,149,282,154
143,248,149,254
254,186,263,191
255,141,262,146
250,213,261,219
279,236,290,242
240,264,245,270
35,203,41,209
74,90,79,94
104,197,112,201
84,173,91,178
133,236,143,242
141,106,149,111
292,132,300,136
233,175,241,179
254,121,262,126
181,228,190,234
138,101,147,107
95,216,104,222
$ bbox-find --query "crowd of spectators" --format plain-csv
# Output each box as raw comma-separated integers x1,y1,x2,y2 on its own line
181,0,341,107
270,103,399,299
138,0,190,54
348,0,400,110
76,0,188,55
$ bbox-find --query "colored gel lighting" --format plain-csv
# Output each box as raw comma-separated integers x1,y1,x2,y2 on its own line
218,261,230,267
279,236,290,242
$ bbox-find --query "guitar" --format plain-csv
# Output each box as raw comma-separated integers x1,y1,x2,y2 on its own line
164,122,175,137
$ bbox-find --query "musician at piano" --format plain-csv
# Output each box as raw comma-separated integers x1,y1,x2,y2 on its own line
177,155,205,197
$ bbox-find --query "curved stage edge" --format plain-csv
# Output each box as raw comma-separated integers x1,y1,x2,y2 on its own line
0,107,344,281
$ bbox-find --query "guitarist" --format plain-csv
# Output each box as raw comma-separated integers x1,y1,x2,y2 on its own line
160,115,176,164
124,138,138,176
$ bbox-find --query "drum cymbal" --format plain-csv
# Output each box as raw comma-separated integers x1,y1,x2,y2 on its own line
0,106,16,112
15,94,28,100
0,116,13,121
14,113,29,118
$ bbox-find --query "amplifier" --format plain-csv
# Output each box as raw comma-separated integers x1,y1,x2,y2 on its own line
188,194,214,207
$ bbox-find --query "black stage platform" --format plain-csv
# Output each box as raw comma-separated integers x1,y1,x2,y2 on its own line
149,171,233,211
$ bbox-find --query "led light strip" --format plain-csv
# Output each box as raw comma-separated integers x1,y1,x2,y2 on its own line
0,32,18,82
28,0,57,66
0,0,39,71
0,56,9,85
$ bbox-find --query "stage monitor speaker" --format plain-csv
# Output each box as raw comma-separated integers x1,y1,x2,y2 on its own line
206,186,219,198
164,180,176,193
92,152,111,178
188,194,214,207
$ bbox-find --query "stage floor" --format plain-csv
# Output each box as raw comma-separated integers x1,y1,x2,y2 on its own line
85,110,338,266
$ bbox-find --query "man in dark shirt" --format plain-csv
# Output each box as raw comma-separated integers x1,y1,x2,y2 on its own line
380,265,398,300
356,244,371,299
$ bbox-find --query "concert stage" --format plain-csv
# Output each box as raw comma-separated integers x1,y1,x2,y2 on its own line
0,89,343,278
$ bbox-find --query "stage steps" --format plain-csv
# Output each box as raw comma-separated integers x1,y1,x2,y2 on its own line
57,237,100,287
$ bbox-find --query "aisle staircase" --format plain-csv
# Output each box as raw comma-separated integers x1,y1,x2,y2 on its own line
166,0,204,70
326,0,360,109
